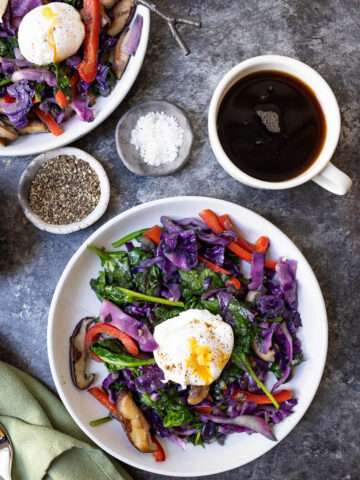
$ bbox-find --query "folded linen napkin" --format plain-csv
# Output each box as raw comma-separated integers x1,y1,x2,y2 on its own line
0,361,132,480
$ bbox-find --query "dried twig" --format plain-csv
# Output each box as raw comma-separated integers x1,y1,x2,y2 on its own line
135,0,201,56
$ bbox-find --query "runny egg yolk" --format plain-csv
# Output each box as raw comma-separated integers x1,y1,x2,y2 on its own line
42,6,59,62
185,338,228,385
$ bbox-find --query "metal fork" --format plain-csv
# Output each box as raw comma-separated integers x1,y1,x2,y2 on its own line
0,423,13,480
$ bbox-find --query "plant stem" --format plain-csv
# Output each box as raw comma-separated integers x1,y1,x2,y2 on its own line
112,228,150,248
117,286,185,307
89,415,114,427
0,78,12,87
241,353,279,409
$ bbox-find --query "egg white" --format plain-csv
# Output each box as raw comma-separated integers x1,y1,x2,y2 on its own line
153,309,234,388
0,0,8,23
18,3,85,65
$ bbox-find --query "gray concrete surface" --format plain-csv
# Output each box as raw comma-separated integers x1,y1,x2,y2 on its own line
0,1,359,479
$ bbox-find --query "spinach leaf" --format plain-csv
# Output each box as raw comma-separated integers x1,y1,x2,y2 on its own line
163,409,193,428
211,361,244,400
93,338,127,355
146,264,162,296
100,285,126,305
154,306,184,323
90,342,156,369
179,268,224,294
50,63,72,97
33,82,46,102
128,247,152,267
200,299,221,315
62,0,83,9
228,298,258,353
141,388,193,427
187,431,205,447
0,37,18,58
90,271,107,301
88,246,133,288
133,270,148,293
269,362,283,380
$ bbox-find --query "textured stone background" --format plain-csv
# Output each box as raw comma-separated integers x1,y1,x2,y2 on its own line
0,0,359,479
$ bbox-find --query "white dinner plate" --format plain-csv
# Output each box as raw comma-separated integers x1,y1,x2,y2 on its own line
47,196,328,476
0,6,150,157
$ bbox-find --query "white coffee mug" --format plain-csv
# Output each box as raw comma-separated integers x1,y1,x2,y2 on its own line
208,55,352,195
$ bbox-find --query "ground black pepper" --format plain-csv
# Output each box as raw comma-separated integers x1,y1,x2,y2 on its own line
29,155,101,225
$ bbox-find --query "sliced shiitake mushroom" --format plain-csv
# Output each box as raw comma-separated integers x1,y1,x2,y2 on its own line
88,91,97,107
107,0,135,37
116,391,158,453
100,4,111,27
252,340,276,363
19,120,49,135
69,317,95,390
187,385,210,405
0,119,18,145
100,0,118,9
113,30,130,79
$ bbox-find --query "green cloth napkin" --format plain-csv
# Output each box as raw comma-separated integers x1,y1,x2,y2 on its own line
0,361,132,480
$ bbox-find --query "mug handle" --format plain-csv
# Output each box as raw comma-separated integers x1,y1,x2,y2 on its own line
312,162,352,195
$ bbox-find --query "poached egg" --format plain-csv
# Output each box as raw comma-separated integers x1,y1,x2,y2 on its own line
153,309,234,388
0,0,8,23
18,3,85,65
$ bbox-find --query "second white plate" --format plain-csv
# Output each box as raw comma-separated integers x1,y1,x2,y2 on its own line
0,6,150,157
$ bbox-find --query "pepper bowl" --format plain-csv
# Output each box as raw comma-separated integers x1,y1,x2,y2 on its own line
18,147,110,234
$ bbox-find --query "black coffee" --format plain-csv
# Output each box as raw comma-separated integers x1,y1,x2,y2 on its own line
217,71,326,182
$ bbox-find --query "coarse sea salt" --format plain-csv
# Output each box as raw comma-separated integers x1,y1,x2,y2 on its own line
130,111,184,167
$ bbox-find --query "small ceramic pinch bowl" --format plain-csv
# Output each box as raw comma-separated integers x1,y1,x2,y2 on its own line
18,147,110,234
115,100,193,176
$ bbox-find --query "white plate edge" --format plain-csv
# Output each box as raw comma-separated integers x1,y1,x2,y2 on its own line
47,195,328,476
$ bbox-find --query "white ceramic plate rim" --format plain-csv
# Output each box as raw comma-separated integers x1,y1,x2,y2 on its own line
0,6,150,157
47,196,328,476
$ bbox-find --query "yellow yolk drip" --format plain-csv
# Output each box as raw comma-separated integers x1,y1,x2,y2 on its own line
185,338,214,385
216,350,228,370
42,7,59,62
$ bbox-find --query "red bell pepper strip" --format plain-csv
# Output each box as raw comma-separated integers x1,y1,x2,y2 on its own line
197,256,241,289
143,225,162,244
255,236,269,253
228,277,241,289
198,255,231,275
88,387,118,417
33,105,64,136
4,93,15,103
195,406,212,414
77,0,101,83
232,389,292,405
199,209,277,270
70,72,80,95
55,90,70,109
218,214,257,253
219,214,270,254
85,322,139,362
199,209,224,235
55,73,80,108
151,435,166,462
